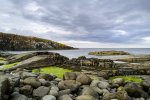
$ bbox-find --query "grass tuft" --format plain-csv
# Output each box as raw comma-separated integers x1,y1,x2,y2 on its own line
109,76,142,83
0,62,20,70
32,66,73,78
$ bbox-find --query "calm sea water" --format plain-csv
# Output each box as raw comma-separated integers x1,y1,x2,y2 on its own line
4,48,150,59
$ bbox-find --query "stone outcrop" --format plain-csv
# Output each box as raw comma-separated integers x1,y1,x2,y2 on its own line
4,52,69,71
88,50,130,56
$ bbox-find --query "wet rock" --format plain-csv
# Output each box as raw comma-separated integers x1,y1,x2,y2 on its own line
33,86,50,97
20,85,33,96
23,77,41,88
10,92,28,100
76,74,92,85
42,95,56,100
0,77,10,100
125,82,149,98
63,72,77,80
58,80,81,91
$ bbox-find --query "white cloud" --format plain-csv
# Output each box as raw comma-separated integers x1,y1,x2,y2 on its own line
59,40,149,48
25,22,73,35
143,36,150,43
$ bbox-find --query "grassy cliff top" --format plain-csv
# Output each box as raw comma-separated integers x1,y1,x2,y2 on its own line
0,32,74,51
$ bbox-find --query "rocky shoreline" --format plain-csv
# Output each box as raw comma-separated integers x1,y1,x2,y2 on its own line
0,51,150,100
0,69,150,100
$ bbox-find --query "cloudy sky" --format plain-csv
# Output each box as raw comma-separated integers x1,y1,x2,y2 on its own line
0,0,150,48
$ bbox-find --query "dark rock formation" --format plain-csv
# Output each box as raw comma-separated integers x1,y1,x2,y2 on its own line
0,32,74,51
4,52,69,71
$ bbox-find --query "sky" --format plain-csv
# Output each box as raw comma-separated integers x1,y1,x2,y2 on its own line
0,0,150,48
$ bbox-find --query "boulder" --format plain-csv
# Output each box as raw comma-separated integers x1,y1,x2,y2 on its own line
20,85,33,96
21,72,37,79
42,95,56,100
49,89,58,97
58,80,81,91
58,95,73,100
124,82,149,98
112,78,125,86
79,86,99,99
76,74,92,85
76,95,96,100
23,77,41,88
63,72,77,80
10,92,28,100
102,90,128,100
0,77,10,100
97,81,110,89
58,89,71,96
39,79,51,86
141,80,150,91
38,73,55,81
33,86,50,97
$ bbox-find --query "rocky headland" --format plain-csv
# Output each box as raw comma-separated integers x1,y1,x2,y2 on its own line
0,32,74,51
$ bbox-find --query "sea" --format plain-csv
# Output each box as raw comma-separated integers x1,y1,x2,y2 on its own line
3,48,150,60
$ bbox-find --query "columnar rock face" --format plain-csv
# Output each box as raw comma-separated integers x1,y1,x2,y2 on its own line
0,32,74,51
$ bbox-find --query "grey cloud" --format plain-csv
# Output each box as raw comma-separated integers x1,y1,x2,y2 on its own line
0,0,150,46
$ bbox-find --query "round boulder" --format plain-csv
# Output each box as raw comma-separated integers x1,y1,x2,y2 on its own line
20,85,33,96
33,86,50,97
42,95,56,100
76,95,96,100
58,80,81,91
23,77,41,88
76,74,92,85
141,80,150,91
10,92,28,100
124,82,149,98
58,95,72,100
112,78,125,86
63,72,77,80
